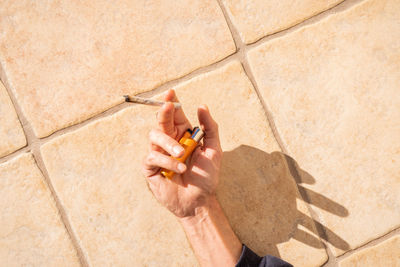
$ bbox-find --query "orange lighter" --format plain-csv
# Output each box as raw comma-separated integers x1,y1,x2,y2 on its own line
161,127,204,179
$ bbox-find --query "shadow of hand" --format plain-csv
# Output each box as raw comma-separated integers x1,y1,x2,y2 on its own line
216,145,349,259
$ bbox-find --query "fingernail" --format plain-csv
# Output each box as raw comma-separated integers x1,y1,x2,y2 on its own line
173,145,184,157
177,163,186,173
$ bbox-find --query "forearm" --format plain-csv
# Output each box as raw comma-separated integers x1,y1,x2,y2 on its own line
179,196,242,267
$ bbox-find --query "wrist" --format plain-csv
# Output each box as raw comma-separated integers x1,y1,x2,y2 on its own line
179,195,218,227
179,195,242,267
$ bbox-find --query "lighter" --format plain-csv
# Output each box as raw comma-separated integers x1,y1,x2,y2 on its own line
161,127,205,179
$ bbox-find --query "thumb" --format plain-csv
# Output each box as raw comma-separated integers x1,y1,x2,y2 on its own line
197,105,221,151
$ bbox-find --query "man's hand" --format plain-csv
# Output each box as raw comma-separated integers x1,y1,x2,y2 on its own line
142,89,222,218
142,89,242,266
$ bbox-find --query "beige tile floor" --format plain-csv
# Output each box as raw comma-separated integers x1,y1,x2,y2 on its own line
0,0,399,266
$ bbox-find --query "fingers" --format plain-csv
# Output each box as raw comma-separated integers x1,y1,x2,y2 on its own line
144,150,187,175
149,129,184,157
143,128,186,179
164,89,191,128
157,102,176,137
197,105,221,152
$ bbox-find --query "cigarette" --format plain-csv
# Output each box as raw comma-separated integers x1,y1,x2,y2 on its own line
124,95,182,109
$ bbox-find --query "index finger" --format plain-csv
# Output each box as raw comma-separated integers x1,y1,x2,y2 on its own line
157,102,176,137
164,89,191,129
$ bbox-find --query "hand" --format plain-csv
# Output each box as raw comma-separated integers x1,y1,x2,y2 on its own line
143,90,242,266
142,89,222,218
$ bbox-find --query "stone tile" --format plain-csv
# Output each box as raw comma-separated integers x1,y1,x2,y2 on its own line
248,0,400,256
339,235,400,267
171,61,328,266
0,81,26,157
0,153,79,266
0,0,235,138
41,61,327,266
221,0,343,43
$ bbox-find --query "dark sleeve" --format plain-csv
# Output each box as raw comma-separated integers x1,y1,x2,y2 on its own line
235,244,293,267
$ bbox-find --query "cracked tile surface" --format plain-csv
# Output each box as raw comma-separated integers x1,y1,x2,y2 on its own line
0,81,25,157
248,0,400,256
0,153,80,266
221,0,344,43
0,0,235,137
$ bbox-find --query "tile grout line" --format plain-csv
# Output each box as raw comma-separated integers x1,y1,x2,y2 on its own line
246,0,367,49
31,145,90,267
240,60,289,154
336,226,400,262
0,65,89,267
283,157,339,267
0,145,31,165
0,64,34,147
34,52,241,142
214,0,288,154
136,49,240,99
0,66,34,164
